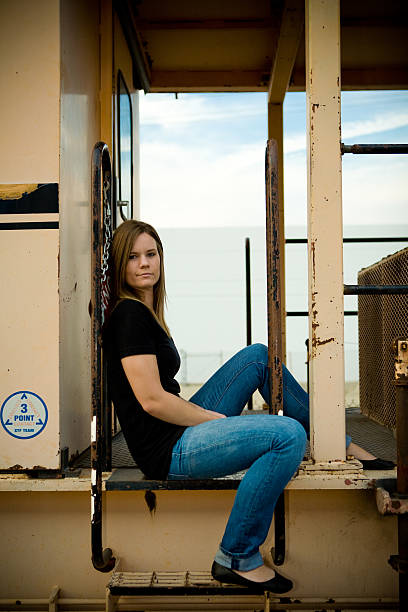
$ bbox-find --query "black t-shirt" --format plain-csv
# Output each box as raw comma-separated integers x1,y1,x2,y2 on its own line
104,298,186,479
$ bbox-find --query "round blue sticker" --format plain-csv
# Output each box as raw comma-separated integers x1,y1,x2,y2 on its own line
1,391,48,439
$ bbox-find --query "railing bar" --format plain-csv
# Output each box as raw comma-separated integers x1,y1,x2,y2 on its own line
344,285,408,295
285,237,408,244
341,143,408,154
286,311,358,317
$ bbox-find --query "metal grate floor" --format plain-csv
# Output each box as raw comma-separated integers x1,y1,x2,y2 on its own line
71,407,396,470
108,570,267,595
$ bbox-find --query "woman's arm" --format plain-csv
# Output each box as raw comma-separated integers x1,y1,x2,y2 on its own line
121,354,226,426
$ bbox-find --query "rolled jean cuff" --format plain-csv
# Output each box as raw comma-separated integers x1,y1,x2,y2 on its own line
214,548,264,571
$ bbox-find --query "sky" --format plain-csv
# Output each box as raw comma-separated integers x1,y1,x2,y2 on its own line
138,90,408,384
139,90,408,230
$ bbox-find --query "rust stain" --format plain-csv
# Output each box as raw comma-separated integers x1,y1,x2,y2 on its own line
317,337,335,347
311,336,336,351
311,241,316,281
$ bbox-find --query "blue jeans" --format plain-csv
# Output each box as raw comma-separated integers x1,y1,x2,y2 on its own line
168,343,350,571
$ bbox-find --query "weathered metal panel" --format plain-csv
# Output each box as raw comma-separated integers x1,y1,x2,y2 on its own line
358,248,408,431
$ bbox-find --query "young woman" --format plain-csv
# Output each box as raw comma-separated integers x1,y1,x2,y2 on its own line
104,219,394,594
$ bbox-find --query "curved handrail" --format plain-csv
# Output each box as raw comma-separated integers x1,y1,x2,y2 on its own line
91,142,116,572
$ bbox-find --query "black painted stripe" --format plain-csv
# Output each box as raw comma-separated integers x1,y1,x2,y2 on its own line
0,222,59,230
0,183,59,214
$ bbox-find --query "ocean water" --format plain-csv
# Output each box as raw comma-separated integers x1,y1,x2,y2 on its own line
157,224,407,385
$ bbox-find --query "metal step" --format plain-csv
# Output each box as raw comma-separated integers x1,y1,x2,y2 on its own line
108,570,265,596
106,468,246,491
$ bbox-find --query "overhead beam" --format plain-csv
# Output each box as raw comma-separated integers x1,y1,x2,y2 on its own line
268,0,304,103
150,70,269,92
135,18,279,30
148,66,408,93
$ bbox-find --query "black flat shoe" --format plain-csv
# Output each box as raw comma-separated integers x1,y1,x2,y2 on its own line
211,561,293,594
360,458,395,470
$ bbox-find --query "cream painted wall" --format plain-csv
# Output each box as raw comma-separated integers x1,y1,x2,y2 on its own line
0,0,60,469
59,0,101,459
0,489,397,599
0,0,60,183
0,231,60,469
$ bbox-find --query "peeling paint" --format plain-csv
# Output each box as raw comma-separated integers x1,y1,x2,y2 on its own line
313,336,335,348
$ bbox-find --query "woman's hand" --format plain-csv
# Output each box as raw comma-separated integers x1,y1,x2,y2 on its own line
121,354,227,426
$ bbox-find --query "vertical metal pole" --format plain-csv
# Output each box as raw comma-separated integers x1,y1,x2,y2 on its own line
268,102,286,362
266,139,285,565
265,140,283,416
245,237,253,410
306,0,346,461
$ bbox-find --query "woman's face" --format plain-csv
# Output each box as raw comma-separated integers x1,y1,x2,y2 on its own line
125,232,161,297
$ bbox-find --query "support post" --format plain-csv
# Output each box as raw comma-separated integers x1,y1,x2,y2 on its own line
306,0,346,461
245,237,253,410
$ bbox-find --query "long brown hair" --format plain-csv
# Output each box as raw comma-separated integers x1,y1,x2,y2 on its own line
110,220,170,336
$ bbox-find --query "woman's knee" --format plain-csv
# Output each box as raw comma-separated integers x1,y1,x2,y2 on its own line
246,343,268,364
279,417,307,458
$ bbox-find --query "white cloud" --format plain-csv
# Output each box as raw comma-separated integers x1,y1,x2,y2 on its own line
342,112,408,140
141,137,407,230
139,93,265,129
139,93,408,228
140,140,265,227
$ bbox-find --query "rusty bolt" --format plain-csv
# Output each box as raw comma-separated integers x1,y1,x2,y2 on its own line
401,341,408,351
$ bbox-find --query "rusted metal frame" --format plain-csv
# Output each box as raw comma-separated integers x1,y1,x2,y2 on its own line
388,340,408,606
245,238,253,410
344,285,408,295
91,142,115,573
265,139,286,566
341,143,408,155
265,140,284,416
